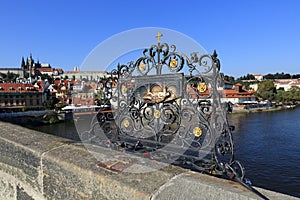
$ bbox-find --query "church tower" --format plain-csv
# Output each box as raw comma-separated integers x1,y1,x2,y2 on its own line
28,53,34,69
21,57,26,70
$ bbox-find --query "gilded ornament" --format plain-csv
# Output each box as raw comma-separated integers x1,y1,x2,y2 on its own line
139,63,146,72
143,86,171,103
123,119,130,128
197,82,207,93
193,127,202,137
121,85,127,94
154,110,161,119
170,59,178,68
155,31,163,44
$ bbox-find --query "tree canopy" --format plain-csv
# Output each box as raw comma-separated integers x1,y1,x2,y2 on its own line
255,80,276,101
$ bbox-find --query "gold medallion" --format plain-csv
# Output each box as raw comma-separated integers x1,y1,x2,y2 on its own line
197,82,207,93
123,119,130,128
121,85,127,94
139,63,146,72
154,110,161,119
170,59,178,68
193,127,202,137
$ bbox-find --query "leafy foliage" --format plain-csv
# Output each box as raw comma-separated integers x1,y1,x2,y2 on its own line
224,75,235,84
264,72,292,80
236,73,255,81
275,86,300,105
255,80,276,101
0,71,19,82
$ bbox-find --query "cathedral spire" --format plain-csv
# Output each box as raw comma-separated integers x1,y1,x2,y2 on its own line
21,57,25,69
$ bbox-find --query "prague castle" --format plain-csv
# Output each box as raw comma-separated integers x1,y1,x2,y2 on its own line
0,54,63,79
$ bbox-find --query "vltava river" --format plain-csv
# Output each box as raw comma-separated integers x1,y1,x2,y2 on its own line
228,107,300,198
24,107,300,198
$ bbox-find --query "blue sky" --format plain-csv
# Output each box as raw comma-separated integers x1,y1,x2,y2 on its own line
0,0,299,77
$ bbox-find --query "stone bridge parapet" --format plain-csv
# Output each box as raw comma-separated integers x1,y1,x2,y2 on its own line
0,121,298,200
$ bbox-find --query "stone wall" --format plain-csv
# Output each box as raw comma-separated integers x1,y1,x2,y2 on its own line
0,121,298,200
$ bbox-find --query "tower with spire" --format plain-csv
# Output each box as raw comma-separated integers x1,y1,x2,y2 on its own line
21,53,35,79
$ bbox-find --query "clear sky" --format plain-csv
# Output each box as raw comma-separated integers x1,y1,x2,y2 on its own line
0,0,299,77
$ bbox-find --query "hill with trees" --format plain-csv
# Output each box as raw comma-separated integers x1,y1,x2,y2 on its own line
224,72,300,105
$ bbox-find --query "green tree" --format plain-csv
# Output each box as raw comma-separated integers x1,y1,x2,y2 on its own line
275,89,286,103
40,74,53,83
43,100,54,110
289,86,300,104
2,71,19,82
275,86,300,105
24,72,29,79
255,80,276,101
0,72,7,79
224,75,235,84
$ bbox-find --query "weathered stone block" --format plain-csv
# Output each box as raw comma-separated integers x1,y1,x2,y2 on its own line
0,176,16,200
17,185,34,200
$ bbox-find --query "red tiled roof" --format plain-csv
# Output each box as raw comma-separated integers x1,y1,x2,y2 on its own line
222,89,255,98
0,83,43,93
85,83,98,90
274,81,292,84
73,97,94,106
56,68,63,73
37,68,55,72
54,79,61,85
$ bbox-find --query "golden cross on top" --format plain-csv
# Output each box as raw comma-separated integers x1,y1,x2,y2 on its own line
155,32,163,44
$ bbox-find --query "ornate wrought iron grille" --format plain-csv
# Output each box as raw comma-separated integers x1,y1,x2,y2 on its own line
86,33,268,199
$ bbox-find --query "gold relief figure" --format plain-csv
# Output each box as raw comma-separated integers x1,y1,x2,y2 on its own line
164,85,177,102
143,85,176,103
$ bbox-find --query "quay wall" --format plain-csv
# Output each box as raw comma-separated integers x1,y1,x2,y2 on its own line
0,121,299,200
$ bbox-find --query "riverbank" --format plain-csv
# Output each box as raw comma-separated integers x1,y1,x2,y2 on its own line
231,105,298,113
0,110,60,125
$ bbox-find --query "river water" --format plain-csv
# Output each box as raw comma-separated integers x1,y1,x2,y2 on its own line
22,107,300,198
228,107,300,198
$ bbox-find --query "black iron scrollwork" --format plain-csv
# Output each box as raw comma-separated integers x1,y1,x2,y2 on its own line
85,34,268,199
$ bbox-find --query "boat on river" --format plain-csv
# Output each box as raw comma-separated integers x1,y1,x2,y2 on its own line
59,105,111,120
